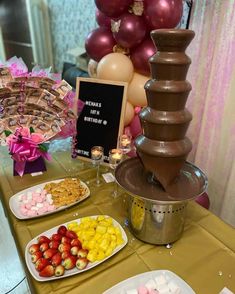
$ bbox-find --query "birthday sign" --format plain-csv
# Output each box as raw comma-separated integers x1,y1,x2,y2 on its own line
75,77,127,162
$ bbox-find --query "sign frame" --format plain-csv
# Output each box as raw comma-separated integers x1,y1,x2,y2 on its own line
74,77,128,164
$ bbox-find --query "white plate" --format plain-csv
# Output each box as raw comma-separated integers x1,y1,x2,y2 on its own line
9,178,90,220
103,270,195,294
25,215,128,282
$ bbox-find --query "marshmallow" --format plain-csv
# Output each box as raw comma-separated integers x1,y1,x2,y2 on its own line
145,279,157,291
156,285,169,294
18,194,25,201
154,275,167,287
23,199,29,204
31,206,39,211
26,191,33,198
27,210,36,216
137,285,148,294
126,289,138,294
168,281,181,294
35,188,42,194
25,203,32,210
36,203,44,208
48,205,55,211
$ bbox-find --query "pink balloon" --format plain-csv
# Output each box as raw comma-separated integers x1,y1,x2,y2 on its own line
96,9,112,28
195,192,210,210
95,0,132,17
129,114,142,138
144,0,183,30
85,27,116,62
130,37,156,76
112,13,147,49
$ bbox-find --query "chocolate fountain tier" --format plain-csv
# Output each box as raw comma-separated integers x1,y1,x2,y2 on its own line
139,107,192,141
145,80,192,111
115,157,207,202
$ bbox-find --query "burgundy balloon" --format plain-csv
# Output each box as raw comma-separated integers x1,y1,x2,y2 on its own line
113,13,147,49
144,0,183,30
95,0,132,17
130,37,156,76
85,27,116,62
195,192,210,210
95,9,112,28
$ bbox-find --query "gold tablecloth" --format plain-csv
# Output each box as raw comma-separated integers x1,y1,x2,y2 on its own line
0,150,235,294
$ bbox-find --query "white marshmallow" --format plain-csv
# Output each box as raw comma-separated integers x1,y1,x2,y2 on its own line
23,199,29,204
46,194,52,201
17,194,24,201
145,279,157,291
31,206,39,211
26,191,33,198
36,203,44,208
168,281,181,294
35,188,42,194
157,285,170,294
126,289,138,294
155,275,167,287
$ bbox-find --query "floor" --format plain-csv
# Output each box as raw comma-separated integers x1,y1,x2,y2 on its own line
0,200,30,294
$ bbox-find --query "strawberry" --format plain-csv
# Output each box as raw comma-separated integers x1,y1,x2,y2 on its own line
65,230,77,239
58,243,71,253
55,265,65,277
76,257,88,270
40,242,49,252
31,251,43,263
49,240,60,249
57,225,67,236
43,248,58,259
39,265,55,277
61,236,71,244
71,238,82,247
51,252,62,267
28,244,40,254
51,233,62,242
77,248,88,258
70,246,80,256
35,258,50,272
37,235,50,244
63,256,77,270
61,251,71,260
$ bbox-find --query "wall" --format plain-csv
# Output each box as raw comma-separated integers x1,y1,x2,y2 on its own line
47,0,96,71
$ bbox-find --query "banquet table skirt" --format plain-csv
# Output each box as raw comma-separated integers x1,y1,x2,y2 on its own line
0,149,235,294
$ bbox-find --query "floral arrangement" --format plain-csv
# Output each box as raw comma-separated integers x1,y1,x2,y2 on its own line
6,127,51,176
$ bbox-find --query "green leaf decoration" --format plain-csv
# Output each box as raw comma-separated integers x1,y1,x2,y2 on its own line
4,130,12,137
39,143,49,152
30,127,35,134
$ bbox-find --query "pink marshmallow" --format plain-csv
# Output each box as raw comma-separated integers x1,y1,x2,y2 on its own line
22,195,27,201
47,205,55,211
27,210,37,217
30,200,36,206
25,203,32,210
40,194,46,201
41,206,48,213
138,286,149,294
37,208,45,215
41,190,47,196
36,197,43,203
20,204,26,209
43,201,50,207
20,208,28,215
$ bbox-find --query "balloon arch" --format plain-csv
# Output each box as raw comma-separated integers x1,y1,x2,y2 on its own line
86,0,183,140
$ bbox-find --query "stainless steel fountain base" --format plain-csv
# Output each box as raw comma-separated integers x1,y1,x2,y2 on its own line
115,157,207,244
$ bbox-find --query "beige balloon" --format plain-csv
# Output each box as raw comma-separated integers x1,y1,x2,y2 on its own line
124,101,135,126
88,59,98,77
127,72,150,107
97,53,134,82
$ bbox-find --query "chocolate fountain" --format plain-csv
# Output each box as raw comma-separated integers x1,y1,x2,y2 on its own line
115,29,207,245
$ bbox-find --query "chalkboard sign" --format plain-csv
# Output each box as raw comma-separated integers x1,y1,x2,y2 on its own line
75,77,128,162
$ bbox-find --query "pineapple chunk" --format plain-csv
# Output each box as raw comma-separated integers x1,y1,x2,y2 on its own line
96,250,105,261
96,225,107,234
107,227,115,235
97,215,105,221
87,250,98,262
105,247,113,257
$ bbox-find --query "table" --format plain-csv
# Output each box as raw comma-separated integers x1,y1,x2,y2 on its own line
0,149,235,294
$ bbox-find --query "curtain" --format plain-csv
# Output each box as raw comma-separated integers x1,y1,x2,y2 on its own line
186,0,235,226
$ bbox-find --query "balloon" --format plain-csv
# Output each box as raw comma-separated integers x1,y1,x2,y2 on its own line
88,59,98,78
85,27,116,62
96,9,112,28
112,13,147,49
130,37,156,76
97,53,134,82
127,72,149,106
95,0,132,17
195,192,210,209
129,114,142,138
144,0,183,30
124,101,135,126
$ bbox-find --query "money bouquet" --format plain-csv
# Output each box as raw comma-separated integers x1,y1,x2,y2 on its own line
0,57,76,176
